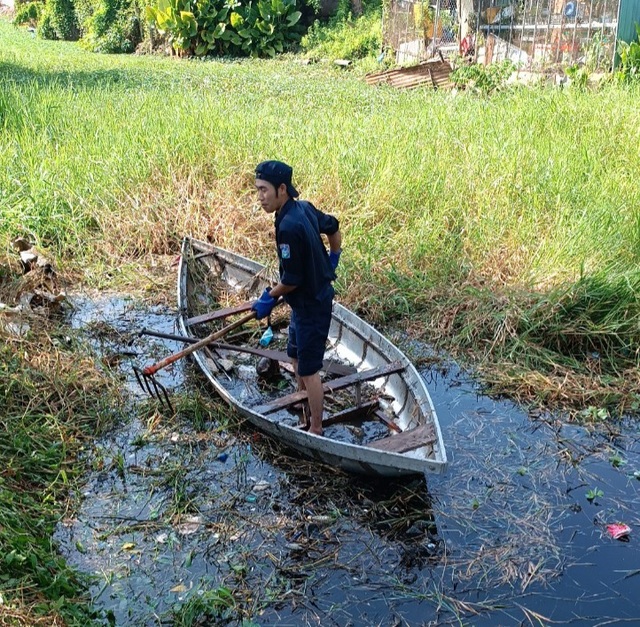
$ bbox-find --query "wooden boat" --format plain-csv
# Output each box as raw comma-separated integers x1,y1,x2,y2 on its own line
177,237,447,477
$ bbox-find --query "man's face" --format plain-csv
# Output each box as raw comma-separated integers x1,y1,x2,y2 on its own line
255,178,287,214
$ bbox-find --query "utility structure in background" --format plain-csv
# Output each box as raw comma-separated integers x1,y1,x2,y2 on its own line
383,0,640,70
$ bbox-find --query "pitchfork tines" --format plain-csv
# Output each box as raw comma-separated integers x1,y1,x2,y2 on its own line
133,365,175,412
132,309,258,412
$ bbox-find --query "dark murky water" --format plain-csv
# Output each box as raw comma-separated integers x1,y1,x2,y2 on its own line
55,294,640,626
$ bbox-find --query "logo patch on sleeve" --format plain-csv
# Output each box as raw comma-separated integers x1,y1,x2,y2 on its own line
279,243,291,259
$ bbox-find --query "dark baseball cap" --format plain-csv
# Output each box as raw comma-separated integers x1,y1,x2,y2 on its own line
255,160,299,198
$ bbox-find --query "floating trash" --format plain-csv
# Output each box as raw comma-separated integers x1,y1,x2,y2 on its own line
606,523,631,540
176,515,203,535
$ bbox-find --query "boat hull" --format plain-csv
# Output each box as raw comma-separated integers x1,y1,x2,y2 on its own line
177,238,447,477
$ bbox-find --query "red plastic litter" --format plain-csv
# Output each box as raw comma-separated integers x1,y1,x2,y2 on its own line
606,523,631,540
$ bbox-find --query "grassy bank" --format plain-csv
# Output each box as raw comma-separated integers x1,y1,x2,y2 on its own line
0,270,121,624
2,29,640,392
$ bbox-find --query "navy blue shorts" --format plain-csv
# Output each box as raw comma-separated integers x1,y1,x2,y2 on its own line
287,292,333,377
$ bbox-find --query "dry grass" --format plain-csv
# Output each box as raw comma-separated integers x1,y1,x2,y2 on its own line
0,605,67,627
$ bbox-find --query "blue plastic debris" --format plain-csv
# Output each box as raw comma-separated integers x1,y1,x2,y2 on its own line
259,326,274,347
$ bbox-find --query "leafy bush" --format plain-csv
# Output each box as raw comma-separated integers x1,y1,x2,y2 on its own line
223,0,303,58
80,0,143,53
565,63,590,89
450,59,515,95
39,0,80,40
12,1,43,26
146,0,303,57
37,9,58,38
616,24,640,80
300,0,381,61
146,0,197,53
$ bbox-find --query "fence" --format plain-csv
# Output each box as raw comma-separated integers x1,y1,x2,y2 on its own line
383,0,621,70
476,0,620,70
383,0,460,63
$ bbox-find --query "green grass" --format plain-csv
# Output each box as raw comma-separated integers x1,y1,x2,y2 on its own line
2,21,639,282
2,23,640,379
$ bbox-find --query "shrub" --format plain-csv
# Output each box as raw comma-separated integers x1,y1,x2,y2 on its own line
450,59,515,95
146,0,304,57
80,0,143,53
300,0,382,61
39,0,80,40
226,0,303,58
37,9,59,38
13,1,43,26
616,24,640,80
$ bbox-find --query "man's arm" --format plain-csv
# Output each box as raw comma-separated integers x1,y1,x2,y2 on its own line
327,229,342,254
268,282,297,300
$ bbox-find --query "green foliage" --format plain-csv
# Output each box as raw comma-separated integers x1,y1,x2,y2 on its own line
539,269,640,367
565,63,590,89
451,59,515,94
170,585,236,625
80,0,143,53
39,0,80,40
617,23,640,80
585,31,607,71
226,0,303,58
146,0,197,52
146,0,303,57
0,331,118,623
36,9,58,38
12,1,43,26
609,452,626,468
585,487,604,502
300,0,381,61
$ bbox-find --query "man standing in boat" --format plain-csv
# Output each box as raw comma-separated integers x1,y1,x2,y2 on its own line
253,160,342,437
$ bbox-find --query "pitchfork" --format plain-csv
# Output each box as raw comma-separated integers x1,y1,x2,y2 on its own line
133,310,257,412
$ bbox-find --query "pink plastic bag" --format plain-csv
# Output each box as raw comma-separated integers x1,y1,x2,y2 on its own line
606,523,631,540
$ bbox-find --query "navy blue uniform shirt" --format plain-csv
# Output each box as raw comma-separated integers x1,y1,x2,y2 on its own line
274,199,339,310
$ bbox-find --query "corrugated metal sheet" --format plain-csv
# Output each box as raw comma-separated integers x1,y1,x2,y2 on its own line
617,0,640,44
365,59,453,90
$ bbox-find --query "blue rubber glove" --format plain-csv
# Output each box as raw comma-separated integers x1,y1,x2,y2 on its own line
329,249,341,270
252,288,276,320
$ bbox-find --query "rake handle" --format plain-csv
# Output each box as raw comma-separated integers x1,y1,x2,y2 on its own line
142,311,257,376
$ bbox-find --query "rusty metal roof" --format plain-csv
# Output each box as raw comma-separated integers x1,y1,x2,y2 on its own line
365,59,453,90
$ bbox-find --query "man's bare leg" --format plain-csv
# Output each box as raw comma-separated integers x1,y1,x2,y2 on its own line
291,358,309,428
300,372,323,436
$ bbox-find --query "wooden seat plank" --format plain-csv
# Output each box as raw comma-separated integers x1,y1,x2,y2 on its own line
366,424,435,453
253,361,405,415
186,298,284,327
211,342,355,377
322,399,379,426
297,400,380,431
185,302,254,327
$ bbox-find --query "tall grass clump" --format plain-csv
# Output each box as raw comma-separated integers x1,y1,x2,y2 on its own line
0,260,121,624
